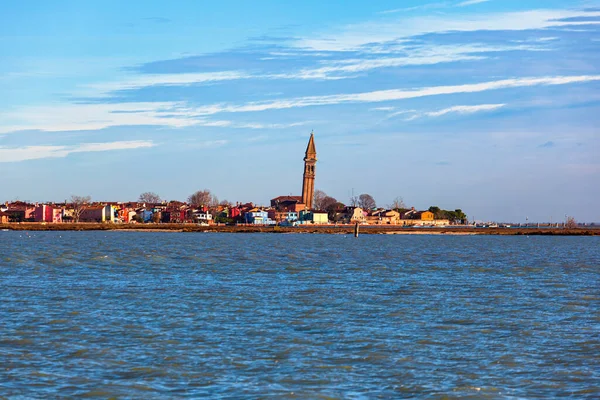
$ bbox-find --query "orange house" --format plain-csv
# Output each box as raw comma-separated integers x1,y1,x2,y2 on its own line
416,211,435,221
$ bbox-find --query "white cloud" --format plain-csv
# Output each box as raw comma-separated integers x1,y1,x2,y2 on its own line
3,75,597,133
72,43,540,97
297,9,600,51
188,75,600,116
0,140,155,163
0,102,197,133
282,43,545,79
380,0,489,14
83,71,249,97
457,0,490,7
0,101,306,134
371,106,396,111
405,103,505,120
388,109,418,118
379,2,449,14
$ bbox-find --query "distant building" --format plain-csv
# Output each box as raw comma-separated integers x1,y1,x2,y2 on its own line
301,132,317,209
0,211,9,224
34,205,62,223
300,210,329,224
367,209,400,225
5,202,36,222
271,132,317,212
244,208,275,225
193,210,213,224
268,210,299,223
80,205,116,223
334,207,367,224
271,196,305,212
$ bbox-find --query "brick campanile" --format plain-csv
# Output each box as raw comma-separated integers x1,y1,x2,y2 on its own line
301,131,317,210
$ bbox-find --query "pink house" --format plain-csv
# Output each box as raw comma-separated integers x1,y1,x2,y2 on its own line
34,205,63,223
6,201,36,221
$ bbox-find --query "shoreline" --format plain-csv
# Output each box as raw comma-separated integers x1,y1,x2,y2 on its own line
1,223,598,236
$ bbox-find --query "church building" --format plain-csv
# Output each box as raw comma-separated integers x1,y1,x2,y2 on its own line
270,132,317,213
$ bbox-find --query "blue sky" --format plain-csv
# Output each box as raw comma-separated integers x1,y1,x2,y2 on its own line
1,0,599,222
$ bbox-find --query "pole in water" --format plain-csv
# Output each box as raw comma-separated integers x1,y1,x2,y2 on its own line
354,222,359,238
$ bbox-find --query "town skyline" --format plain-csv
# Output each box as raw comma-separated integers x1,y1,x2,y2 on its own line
2,1,599,222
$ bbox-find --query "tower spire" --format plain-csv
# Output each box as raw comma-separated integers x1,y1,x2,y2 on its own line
305,130,317,159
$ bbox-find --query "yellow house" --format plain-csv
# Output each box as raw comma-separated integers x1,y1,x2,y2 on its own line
418,211,434,221
366,209,401,224
311,212,329,224
334,207,366,224
302,210,328,224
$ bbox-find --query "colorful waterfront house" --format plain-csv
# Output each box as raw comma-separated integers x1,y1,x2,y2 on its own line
136,209,154,223
192,210,213,224
117,207,131,223
79,206,106,222
416,211,435,221
270,196,306,212
334,207,366,224
162,201,188,223
268,210,299,224
230,207,241,219
34,205,63,223
244,208,275,225
0,211,9,223
6,201,36,221
299,210,329,224
367,209,400,225
105,205,117,223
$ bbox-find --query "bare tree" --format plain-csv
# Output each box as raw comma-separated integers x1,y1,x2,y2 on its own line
139,192,161,204
188,189,213,208
388,196,406,210
321,196,338,212
358,193,376,210
313,190,327,210
565,216,577,229
70,195,91,223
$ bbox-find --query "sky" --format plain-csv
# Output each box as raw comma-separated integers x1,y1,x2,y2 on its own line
1,0,599,222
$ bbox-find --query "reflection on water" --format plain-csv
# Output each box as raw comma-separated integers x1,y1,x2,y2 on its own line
1,232,599,398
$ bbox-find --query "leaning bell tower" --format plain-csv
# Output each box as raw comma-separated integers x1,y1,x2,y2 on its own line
301,131,317,209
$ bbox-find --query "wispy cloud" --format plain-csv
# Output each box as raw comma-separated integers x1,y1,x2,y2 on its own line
0,101,307,134
406,103,505,120
277,43,542,79
79,42,541,96
0,102,197,133
83,71,249,97
379,2,448,14
187,75,600,116
457,0,490,7
381,0,489,14
0,141,155,163
3,75,598,133
299,9,600,51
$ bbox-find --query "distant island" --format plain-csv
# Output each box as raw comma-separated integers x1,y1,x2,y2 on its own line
0,132,588,233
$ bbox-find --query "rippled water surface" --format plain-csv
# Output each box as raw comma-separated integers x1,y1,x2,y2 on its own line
1,232,599,398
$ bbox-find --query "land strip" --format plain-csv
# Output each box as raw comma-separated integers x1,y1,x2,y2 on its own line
1,223,598,235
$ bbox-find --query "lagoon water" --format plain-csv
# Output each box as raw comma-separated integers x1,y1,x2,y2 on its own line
1,231,599,398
